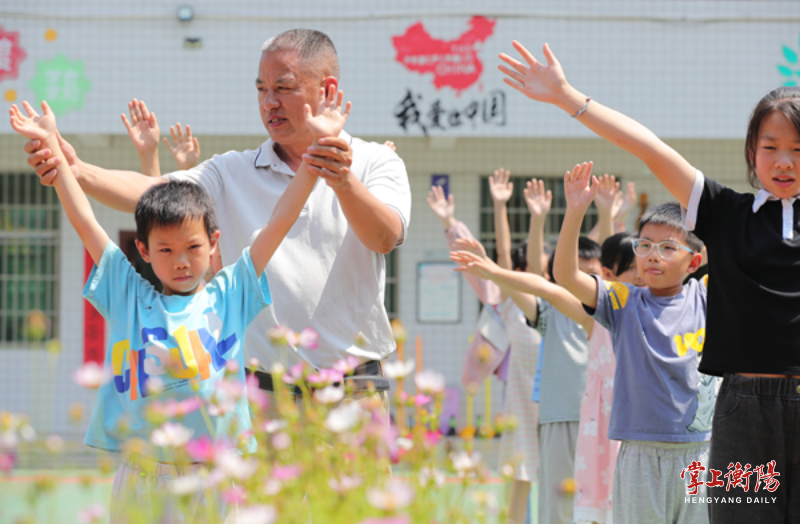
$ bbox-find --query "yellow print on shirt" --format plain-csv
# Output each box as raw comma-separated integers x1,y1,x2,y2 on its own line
674,328,705,357
604,281,629,310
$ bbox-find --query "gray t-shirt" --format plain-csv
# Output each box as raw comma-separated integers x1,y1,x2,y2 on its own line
534,298,589,424
588,275,718,442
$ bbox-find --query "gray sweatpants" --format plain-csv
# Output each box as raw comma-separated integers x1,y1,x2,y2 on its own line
538,421,579,524
613,440,710,524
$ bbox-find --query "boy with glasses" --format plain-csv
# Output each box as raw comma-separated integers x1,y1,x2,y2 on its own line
553,163,719,524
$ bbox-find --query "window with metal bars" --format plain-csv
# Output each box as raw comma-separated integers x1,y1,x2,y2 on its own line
478,175,599,262
0,173,60,346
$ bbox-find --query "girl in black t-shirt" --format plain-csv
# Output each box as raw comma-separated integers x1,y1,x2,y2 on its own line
498,40,800,522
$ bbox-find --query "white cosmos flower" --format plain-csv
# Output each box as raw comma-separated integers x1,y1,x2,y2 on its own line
450,450,482,473
324,401,362,433
169,475,206,495
231,504,277,524
328,474,363,493
72,362,111,389
419,466,445,487
384,359,416,379
263,419,288,434
150,422,194,448
366,479,415,510
314,385,344,404
215,449,259,480
414,369,446,394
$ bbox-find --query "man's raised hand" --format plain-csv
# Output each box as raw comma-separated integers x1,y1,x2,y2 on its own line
164,123,201,170
524,178,552,220
563,162,597,212
489,168,513,204
10,101,57,142
304,85,351,140
121,99,160,155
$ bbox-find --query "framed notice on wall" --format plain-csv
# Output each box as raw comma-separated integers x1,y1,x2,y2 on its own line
417,262,461,323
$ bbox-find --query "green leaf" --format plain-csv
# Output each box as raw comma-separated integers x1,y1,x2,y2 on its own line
783,46,798,64
783,81,797,87
778,65,794,77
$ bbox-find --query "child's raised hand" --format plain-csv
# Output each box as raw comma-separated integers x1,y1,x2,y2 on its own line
617,182,637,218
450,250,496,280
9,101,57,142
524,178,553,220
454,237,488,259
121,99,160,155
304,85,351,140
498,42,568,105
427,184,455,223
489,168,513,204
563,162,597,211
593,174,621,215
164,123,201,170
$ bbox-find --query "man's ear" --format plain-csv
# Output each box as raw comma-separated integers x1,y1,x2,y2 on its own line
135,239,150,264
685,252,703,274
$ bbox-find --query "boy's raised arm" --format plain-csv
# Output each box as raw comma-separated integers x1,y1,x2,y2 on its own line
499,41,696,208
553,162,600,309
250,86,351,277
11,101,109,264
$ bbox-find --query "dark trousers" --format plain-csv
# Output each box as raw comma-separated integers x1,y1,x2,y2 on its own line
708,373,800,523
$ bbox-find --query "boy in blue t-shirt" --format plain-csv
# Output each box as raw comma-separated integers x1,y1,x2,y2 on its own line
554,163,718,524
9,87,351,521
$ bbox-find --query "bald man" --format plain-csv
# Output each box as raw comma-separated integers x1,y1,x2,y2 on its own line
23,29,411,395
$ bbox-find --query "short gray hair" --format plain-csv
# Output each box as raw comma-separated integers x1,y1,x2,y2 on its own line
261,29,340,80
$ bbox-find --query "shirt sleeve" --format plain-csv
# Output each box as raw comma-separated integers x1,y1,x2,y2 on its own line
210,247,272,326
165,157,224,203
361,145,412,247
584,274,631,333
445,220,502,305
82,242,148,319
681,170,741,242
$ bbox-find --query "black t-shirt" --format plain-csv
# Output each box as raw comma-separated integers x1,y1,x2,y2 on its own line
692,175,800,375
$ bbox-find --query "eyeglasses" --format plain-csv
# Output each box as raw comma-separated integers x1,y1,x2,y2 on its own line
632,239,695,260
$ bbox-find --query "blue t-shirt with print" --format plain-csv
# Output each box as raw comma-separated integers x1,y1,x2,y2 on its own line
82,242,270,460
588,275,718,442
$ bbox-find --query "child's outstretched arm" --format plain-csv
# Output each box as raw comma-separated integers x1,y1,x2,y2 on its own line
121,99,161,177
164,123,201,170
499,42,695,208
11,102,109,264
523,178,552,276
451,240,594,333
249,85,351,277
553,162,601,309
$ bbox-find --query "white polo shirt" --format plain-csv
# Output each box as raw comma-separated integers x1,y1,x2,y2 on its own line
168,131,411,369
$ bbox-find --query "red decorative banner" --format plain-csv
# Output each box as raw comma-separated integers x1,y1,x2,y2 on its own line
84,248,105,364
392,16,496,95
0,25,27,84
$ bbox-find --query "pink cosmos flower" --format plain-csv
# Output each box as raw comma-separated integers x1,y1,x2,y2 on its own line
271,432,291,450
328,474,363,493
424,429,443,447
185,435,230,462
271,464,302,481
306,368,344,386
413,394,432,406
246,374,269,411
297,328,319,350
282,362,305,384
76,503,106,524
0,452,15,473
222,485,247,505
333,356,360,375
150,397,202,419
359,517,410,524
366,479,415,511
